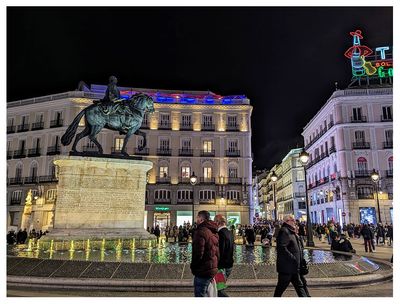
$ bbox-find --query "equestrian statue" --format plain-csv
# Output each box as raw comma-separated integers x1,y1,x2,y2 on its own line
61,76,155,156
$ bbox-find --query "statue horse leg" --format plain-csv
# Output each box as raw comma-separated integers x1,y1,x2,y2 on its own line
72,126,90,152
88,124,104,154
121,126,139,156
134,130,147,150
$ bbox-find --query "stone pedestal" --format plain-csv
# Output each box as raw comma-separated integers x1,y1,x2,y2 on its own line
43,155,154,241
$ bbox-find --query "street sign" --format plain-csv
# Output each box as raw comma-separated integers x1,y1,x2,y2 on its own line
342,212,346,217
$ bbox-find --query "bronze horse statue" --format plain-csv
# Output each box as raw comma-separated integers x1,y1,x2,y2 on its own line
61,93,155,156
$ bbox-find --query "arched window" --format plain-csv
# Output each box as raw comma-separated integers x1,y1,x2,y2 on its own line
228,162,238,178
15,163,23,179
29,162,38,178
357,157,368,172
388,156,393,171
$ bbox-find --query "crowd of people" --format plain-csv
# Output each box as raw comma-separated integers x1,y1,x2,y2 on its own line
6,228,47,245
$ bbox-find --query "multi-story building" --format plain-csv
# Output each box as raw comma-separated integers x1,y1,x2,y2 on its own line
256,149,307,221
7,83,253,231
302,86,393,225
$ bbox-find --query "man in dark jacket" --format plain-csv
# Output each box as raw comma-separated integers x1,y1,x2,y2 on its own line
214,214,234,297
360,224,375,252
191,210,219,297
274,215,308,297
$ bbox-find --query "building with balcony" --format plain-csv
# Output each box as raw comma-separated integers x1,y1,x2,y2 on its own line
7,83,253,231
256,148,307,221
302,86,393,225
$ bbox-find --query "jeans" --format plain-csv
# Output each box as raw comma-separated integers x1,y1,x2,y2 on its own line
217,267,233,297
274,273,309,297
364,239,375,252
194,276,213,297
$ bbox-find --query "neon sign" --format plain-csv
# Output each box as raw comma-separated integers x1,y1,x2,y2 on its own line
344,30,393,79
155,206,170,211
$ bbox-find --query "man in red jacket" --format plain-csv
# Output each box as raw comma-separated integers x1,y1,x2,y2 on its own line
190,210,220,297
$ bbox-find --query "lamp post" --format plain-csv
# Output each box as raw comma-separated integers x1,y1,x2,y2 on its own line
190,172,198,225
299,149,315,247
370,169,382,223
271,171,278,221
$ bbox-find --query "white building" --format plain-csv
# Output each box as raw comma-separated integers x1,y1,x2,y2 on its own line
302,86,393,225
7,83,253,231
256,148,307,221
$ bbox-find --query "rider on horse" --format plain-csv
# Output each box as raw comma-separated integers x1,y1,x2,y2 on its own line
96,75,125,113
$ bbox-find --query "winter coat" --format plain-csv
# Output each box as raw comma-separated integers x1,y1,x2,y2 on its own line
360,225,373,240
190,220,220,278
276,223,303,274
217,227,234,269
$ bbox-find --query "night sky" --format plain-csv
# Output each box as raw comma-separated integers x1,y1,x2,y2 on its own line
7,7,393,169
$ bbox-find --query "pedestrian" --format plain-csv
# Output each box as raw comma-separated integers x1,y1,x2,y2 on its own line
360,224,375,253
273,215,309,297
214,214,234,297
386,224,393,246
7,231,16,245
190,210,219,297
245,225,256,246
154,225,160,243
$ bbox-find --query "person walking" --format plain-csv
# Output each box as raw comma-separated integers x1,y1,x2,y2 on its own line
360,224,375,253
154,225,161,243
214,214,234,297
273,215,308,297
386,224,393,246
190,210,219,297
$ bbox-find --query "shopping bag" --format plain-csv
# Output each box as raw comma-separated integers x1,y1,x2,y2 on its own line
206,278,218,297
214,269,227,290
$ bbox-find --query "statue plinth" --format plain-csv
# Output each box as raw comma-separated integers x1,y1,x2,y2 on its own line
42,155,154,241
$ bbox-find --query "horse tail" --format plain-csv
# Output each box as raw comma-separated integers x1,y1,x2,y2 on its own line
61,108,86,146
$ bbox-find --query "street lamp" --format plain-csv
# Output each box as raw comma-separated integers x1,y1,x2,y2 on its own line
190,172,198,224
271,171,278,221
370,169,382,223
299,149,315,247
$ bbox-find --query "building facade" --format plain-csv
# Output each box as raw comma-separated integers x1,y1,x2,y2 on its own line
302,86,393,225
7,84,253,232
256,149,307,221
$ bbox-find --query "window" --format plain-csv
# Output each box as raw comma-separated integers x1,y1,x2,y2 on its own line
49,163,56,177
160,113,170,127
352,107,362,120
199,190,215,200
227,190,240,200
114,138,124,150
330,136,335,148
355,131,365,143
385,130,393,142
30,163,38,177
21,115,29,125
9,211,20,226
181,139,191,150
46,189,57,201
181,166,190,178
159,138,170,150
203,167,212,179
18,140,26,151
181,114,191,126
35,113,44,123
357,157,368,171
382,106,392,120
227,115,237,127
11,190,22,204
142,113,149,125
203,140,212,152
178,190,193,200
33,138,41,149
137,137,144,149
228,167,238,178
155,190,171,200
227,140,238,152
52,135,60,146
159,166,169,177
388,156,393,171
202,114,213,126
357,186,374,199
8,117,14,127
15,164,23,178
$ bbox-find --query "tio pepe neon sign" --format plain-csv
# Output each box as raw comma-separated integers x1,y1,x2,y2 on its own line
344,30,393,78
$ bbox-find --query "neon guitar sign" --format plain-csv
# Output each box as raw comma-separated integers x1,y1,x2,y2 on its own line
344,30,393,79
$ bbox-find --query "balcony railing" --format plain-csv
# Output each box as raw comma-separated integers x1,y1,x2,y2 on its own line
294,192,306,198
9,177,23,185
7,150,13,159
7,126,16,134
154,198,171,204
157,149,172,156
328,121,334,129
357,193,374,199
225,150,240,157
28,148,41,157
383,141,393,149
226,124,240,132
199,199,216,204
47,145,61,155
227,177,242,184
82,145,98,153
202,124,215,131
158,122,171,130
24,176,39,184
381,115,393,122
13,150,27,159
180,124,193,131
329,146,336,154
39,175,58,183
31,121,44,130
17,124,30,132
177,198,193,203
354,170,372,178
226,199,241,205
179,149,193,156
10,199,21,205
386,170,393,177
141,121,149,129
134,147,149,155
156,176,171,184
200,149,215,157
352,142,370,149
111,147,122,154
350,116,367,123
178,177,191,184
50,119,63,128
200,177,215,184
